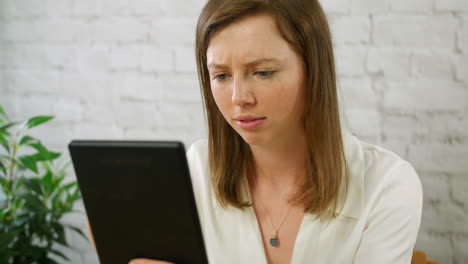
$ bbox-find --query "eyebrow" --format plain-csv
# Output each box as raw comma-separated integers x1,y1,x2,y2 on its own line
207,58,282,69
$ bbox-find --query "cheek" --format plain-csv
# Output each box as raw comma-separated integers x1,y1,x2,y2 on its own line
211,87,231,115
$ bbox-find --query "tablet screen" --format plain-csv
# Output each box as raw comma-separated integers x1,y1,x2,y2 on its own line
69,140,208,264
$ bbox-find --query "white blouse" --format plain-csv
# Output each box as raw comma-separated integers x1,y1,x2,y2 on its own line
185,130,423,264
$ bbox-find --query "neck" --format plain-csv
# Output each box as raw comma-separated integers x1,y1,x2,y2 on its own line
248,132,308,191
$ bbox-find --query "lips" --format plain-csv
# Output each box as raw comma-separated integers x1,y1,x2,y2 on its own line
236,118,265,130
235,115,266,121
240,118,263,122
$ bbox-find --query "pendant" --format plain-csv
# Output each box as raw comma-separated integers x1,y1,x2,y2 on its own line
270,231,279,247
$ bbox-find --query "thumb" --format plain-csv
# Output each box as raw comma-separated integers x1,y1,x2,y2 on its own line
129,259,175,264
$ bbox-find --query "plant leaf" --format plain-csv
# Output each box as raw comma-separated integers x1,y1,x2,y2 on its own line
0,232,16,249
25,116,54,129
19,135,40,146
0,105,7,120
21,193,46,213
67,225,89,242
48,248,70,261
19,155,39,173
0,133,9,153
0,122,18,132
29,143,61,161
20,178,43,196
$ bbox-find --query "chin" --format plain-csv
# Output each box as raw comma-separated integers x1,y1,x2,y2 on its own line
238,132,267,147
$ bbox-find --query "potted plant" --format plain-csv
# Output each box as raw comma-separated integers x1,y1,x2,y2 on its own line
0,105,87,263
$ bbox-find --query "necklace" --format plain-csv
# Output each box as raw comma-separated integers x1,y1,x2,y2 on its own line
254,166,305,247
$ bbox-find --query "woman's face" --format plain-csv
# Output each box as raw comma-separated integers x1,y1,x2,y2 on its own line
206,13,306,146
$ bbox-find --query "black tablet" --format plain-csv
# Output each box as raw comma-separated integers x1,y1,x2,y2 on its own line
68,140,208,264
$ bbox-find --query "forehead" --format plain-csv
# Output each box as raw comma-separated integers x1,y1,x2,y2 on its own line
206,13,293,66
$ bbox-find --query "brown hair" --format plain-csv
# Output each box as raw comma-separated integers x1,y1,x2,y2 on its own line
195,0,349,219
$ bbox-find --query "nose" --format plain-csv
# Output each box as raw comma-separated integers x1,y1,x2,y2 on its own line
232,77,256,106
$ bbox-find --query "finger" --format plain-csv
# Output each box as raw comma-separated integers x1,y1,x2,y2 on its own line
129,258,175,264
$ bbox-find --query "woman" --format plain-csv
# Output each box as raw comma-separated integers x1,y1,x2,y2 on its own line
127,0,423,263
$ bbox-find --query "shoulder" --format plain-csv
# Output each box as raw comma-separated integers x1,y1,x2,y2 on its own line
186,138,212,200
349,137,424,262
357,137,423,218
186,138,209,170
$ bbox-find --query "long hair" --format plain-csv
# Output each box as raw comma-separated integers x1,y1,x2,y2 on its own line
195,0,349,218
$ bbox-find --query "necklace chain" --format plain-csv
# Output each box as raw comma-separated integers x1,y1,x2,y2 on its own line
254,166,305,246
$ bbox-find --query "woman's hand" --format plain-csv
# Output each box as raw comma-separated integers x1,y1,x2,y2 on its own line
129,259,175,264
87,221,96,250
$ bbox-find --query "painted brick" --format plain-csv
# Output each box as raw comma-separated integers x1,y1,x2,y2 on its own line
334,45,367,76
131,0,165,16
116,72,162,101
110,45,140,70
141,45,174,73
3,0,44,18
330,16,370,44
411,51,455,80
101,0,131,16
460,17,468,54
408,143,468,174
123,127,157,139
373,15,457,48
381,114,420,141
0,45,4,69
71,0,102,17
81,251,99,264
158,102,205,130
58,72,114,100
77,45,111,72
381,80,467,112
379,139,407,159
345,108,381,138
452,235,468,264
456,54,468,84
6,70,58,94
45,0,72,17
3,44,45,69
350,0,387,14
81,99,117,125
45,45,77,70
53,97,83,122
160,73,202,103
71,122,123,139
174,46,197,73
367,48,411,78
319,0,351,14
161,0,205,17
150,18,197,46
450,176,468,209
417,113,468,144
39,19,91,44
388,0,432,12
338,77,376,109
435,0,468,12
419,172,451,203
4,21,42,42
92,19,149,43
114,99,159,129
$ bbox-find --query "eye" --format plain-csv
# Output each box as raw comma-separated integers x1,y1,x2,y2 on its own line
255,71,275,78
212,73,230,81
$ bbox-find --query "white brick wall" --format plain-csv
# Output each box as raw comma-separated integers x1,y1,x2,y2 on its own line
0,0,467,263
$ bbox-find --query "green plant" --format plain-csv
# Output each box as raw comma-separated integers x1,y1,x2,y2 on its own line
0,105,86,264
